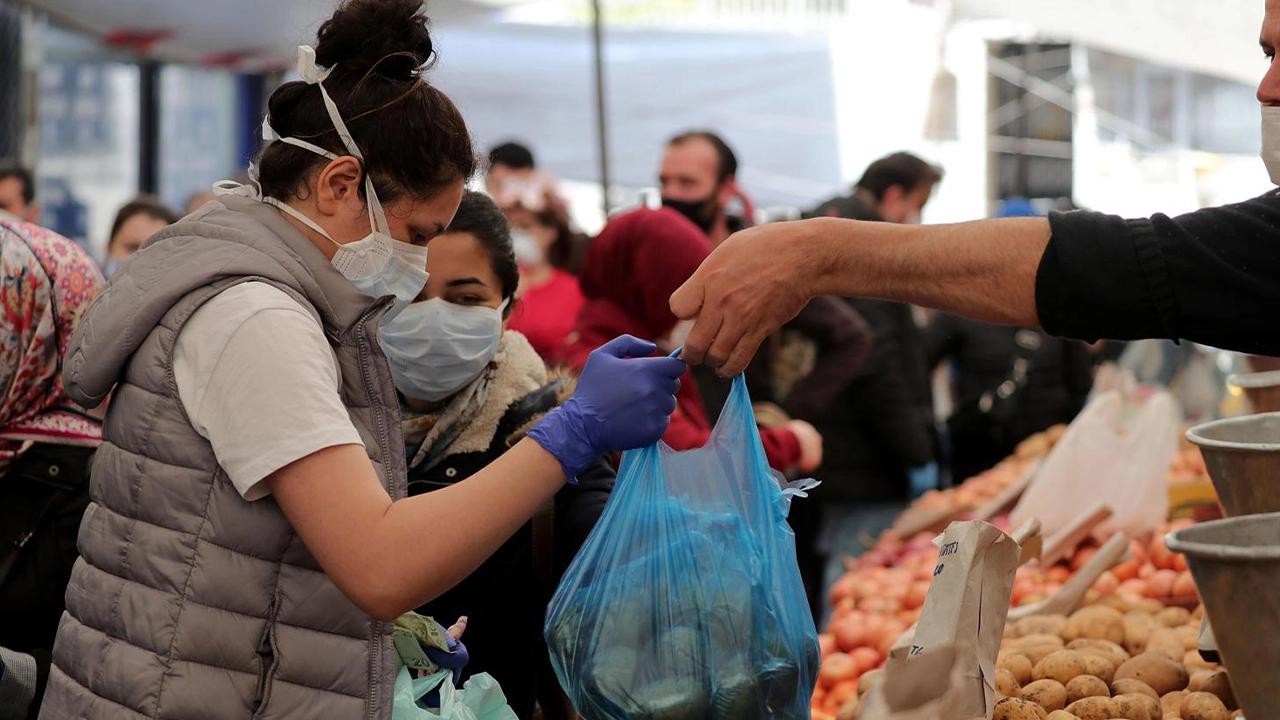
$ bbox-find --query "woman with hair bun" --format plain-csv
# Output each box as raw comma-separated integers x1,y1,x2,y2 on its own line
38,2,684,719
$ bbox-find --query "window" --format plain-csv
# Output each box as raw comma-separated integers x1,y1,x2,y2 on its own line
160,66,241,213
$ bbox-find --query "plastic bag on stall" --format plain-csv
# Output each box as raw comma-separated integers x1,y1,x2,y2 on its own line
392,665,518,720
1010,389,1180,539
544,375,820,720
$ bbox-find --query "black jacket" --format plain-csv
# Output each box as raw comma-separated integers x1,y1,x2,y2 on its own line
1038,190,1280,354
925,316,1094,480
408,380,613,720
812,298,936,502
0,442,97,720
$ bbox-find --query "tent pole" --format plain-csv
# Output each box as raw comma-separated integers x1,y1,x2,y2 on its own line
591,0,610,216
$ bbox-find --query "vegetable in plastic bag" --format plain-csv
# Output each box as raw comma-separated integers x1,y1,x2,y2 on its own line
545,375,819,719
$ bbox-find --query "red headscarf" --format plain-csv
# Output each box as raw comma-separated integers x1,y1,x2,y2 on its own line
0,219,106,475
564,208,803,471
576,207,712,343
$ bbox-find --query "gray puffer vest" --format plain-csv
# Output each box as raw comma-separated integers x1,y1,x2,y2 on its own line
39,195,405,720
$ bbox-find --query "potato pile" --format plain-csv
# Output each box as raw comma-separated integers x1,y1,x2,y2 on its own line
993,602,1241,720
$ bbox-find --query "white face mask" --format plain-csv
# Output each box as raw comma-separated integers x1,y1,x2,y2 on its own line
213,46,428,309
1262,105,1280,185
511,229,544,267
382,297,510,402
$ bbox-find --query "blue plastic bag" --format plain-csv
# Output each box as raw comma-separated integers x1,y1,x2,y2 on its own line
544,375,820,720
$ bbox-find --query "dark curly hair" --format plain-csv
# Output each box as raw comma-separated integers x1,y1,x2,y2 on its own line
445,191,518,309
256,0,477,206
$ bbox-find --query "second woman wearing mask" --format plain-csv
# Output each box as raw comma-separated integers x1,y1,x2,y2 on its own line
503,194,585,364
382,191,611,718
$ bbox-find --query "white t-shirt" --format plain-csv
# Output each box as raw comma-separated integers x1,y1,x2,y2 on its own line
173,282,365,501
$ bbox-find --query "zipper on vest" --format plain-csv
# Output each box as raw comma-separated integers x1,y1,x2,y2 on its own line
353,306,393,720
252,596,281,717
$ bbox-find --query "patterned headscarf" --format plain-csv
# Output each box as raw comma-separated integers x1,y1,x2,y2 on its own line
0,219,106,474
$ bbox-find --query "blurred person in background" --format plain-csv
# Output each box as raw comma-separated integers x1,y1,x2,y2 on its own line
501,189,586,363
38,2,684,717
484,141,537,200
0,218,106,720
104,195,177,276
802,152,944,615
809,151,941,225
0,165,39,225
659,130,753,245
184,189,218,215
925,198,1095,482
392,192,612,719
562,207,823,476
486,142,586,273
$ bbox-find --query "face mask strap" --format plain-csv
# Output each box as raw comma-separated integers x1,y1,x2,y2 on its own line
264,46,394,239
265,196,338,241
298,46,393,239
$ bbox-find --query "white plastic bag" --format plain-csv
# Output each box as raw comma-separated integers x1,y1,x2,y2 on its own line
1011,389,1180,539
392,666,518,720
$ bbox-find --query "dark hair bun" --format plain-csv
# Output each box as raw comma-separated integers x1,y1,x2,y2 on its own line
257,0,475,204
315,0,434,80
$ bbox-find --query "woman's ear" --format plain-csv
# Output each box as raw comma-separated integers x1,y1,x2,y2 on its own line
314,156,365,219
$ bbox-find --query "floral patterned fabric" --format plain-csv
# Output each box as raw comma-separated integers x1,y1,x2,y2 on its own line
0,219,106,474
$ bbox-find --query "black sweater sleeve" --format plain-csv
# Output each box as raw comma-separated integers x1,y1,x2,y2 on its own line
554,457,613,560
1037,190,1280,354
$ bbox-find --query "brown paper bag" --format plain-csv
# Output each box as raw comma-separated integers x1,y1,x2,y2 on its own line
859,645,984,720
888,521,1020,719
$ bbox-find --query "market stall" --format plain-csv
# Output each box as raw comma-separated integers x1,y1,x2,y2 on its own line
808,385,1269,720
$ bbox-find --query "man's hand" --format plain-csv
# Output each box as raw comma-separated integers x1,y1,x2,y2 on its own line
670,220,827,376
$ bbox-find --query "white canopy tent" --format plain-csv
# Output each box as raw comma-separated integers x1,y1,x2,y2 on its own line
15,0,1269,223
17,0,523,66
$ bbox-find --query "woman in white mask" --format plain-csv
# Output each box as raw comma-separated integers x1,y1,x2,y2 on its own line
40,3,685,719
383,191,610,718
501,192,586,363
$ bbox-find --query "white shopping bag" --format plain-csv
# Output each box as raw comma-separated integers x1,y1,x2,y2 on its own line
1010,389,1180,540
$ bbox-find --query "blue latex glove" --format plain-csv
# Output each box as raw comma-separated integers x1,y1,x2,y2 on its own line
908,462,940,500
529,335,685,479
422,620,469,684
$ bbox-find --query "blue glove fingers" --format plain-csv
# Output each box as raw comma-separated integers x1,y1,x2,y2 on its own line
657,391,678,415
423,643,469,684
641,355,689,380
596,334,657,359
